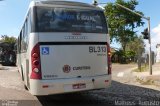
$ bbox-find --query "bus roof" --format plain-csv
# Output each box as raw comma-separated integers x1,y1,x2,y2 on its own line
29,0,103,10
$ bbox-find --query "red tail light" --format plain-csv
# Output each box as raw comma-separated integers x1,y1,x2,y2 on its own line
107,43,111,74
30,43,42,79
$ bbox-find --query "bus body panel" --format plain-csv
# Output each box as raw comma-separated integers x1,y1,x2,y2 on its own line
29,75,111,95
40,44,108,80
38,33,108,42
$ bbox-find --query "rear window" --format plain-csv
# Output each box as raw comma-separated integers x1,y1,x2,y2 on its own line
35,7,108,33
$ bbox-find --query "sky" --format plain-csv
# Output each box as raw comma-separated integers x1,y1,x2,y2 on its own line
0,0,160,52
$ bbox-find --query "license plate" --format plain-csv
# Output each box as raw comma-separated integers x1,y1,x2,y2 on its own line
72,83,86,89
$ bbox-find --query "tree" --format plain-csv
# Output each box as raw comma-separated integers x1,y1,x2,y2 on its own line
126,35,145,62
126,35,145,56
104,0,144,52
0,35,17,44
0,35,17,66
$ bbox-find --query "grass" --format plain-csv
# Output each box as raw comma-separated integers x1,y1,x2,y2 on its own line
136,77,155,85
132,64,148,72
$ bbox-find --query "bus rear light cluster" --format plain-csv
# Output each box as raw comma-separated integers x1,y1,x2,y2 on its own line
33,60,39,66
32,53,38,58
107,43,111,75
33,68,39,73
105,80,109,83
42,85,49,88
30,43,42,79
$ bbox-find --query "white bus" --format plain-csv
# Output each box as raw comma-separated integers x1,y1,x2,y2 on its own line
17,0,111,95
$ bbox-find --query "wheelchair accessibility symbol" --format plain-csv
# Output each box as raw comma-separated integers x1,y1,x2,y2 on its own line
42,47,49,55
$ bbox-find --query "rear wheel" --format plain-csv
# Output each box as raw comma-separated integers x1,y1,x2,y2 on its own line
22,73,28,90
24,85,28,90
21,71,24,81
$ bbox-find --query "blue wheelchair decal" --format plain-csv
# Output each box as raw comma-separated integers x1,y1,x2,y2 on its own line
42,47,49,55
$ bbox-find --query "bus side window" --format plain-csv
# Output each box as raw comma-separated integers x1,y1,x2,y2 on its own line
19,31,22,53
21,25,27,53
24,20,28,51
27,12,31,46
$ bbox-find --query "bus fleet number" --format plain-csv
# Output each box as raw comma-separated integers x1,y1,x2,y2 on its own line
89,46,107,53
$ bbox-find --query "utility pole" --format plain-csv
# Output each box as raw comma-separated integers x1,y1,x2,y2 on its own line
148,17,152,75
115,3,152,75
92,1,152,75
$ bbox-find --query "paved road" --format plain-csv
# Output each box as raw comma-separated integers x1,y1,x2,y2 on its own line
112,63,137,83
112,63,137,72
0,64,160,106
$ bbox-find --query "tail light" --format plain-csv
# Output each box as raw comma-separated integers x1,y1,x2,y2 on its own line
107,42,111,74
30,43,42,79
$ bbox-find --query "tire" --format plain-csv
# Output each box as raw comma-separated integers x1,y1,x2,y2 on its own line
24,85,28,90
21,71,24,81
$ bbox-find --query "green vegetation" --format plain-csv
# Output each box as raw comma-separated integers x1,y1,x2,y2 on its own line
112,50,136,63
0,35,17,44
105,0,145,64
104,0,144,52
136,77,154,85
126,36,145,56
0,35,17,66
132,64,148,72
111,36,145,64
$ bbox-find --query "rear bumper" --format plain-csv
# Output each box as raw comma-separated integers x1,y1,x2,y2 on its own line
29,75,111,95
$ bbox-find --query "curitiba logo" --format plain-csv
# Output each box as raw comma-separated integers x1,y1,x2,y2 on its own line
63,65,91,73
63,65,71,73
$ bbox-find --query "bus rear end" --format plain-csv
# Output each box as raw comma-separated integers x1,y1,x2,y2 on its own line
29,2,111,95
